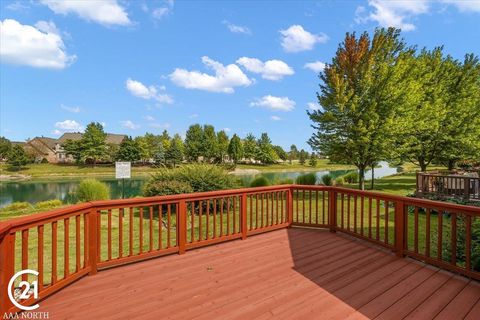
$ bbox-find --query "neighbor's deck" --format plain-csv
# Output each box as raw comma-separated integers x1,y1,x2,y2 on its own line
37,228,480,319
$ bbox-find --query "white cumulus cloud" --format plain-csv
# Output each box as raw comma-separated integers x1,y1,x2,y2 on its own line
442,0,480,12
40,0,130,26
280,25,328,53
169,56,253,93
304,61,326,73
126,78,173,104
121,120,139,130
0,19,76,69
236,57,294,81
54,120,84,131
356,0,429,32
250,95,296,112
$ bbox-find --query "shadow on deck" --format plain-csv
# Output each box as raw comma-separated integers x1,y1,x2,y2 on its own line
37,228,480,319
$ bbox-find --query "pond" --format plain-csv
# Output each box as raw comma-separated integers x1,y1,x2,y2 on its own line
0,162,399,207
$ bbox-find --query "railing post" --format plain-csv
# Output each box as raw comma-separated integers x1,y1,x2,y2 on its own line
88,208,98,275
395,200,405,257
0,232,14,315
177,200,187,254
328,190,337,233
464,177,470,201
241,193,248,240
287,187,294,226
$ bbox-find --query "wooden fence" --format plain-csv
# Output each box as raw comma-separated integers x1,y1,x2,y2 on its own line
416,172,480,201
1,185,479,314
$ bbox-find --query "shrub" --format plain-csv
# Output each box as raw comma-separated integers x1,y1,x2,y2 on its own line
335,177,345,185
342,171,359,183
34,199,63,211
296,173,317,185
250,176,270,187
321,174,333,186
0,202,32,214
276,178,294,185
76,179,110,202
144,164,238,196
143,180,193,197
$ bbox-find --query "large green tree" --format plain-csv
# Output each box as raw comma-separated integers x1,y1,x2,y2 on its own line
308,28,413,189
7,144,29,170
0,137,12,159
395,50,480,171
166,134,184,167
289,144,298,164
202,125,218,161
63,139,83,163
243,133,257,161
227,134,243,164
184,124,203,162
116,136,141,162
256,133,277,164
81,122,107,166
216,130,229,163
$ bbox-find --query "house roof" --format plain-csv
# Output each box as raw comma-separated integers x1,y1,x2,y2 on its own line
57,132,126,145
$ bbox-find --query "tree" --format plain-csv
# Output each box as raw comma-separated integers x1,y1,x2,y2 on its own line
160,130,171,151
217,130,229,163
7,144,29,170
184,124,203,162
134,136,149,164
228,134,243,164
289,145,298,164
395,50,480,171
202,125,218,162
81,122,107,166
0,137,12,159
256,133,277,164
308,28,414,189
116,136,141,162
63,139,83,164
299,149,307,165
243,133,257,161
166,134,184,167
273,145,287,161
309,152,318,167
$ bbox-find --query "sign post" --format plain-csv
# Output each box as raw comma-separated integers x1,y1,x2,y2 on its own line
115,162,131,199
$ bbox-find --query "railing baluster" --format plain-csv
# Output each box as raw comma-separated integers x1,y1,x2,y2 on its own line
206,200,210,240
241,193,247,239
199,200,203,241
213,199,217,238
227,197,230,235
376,198,380,241
233,196,237,232
438,210,443,260
158,204,163,250
38,225,44,290
64,218,69,277
353,195,357,233
360,196,364,235
75,215,80,272
368,197,372,238
107,209,112,260
466,215,471,270
451,213,457,265
139,207,143,254
426,208,431,257
52,221,58,283
414,206,419,253
149,206,153,251
384,201,389,244
167,204,171,248
129,207,133,256
119,208,123,258
22,229,28,281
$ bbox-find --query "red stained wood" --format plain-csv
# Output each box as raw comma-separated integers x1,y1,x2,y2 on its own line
37,229,479,320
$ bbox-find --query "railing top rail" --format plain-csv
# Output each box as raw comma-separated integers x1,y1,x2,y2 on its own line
1,184,479,233
0,185,294,230
418,172,479,179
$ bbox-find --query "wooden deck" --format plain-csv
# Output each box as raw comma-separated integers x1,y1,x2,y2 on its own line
36,228,480,319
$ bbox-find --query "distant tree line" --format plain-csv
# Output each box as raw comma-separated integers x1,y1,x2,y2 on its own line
309,27,480,190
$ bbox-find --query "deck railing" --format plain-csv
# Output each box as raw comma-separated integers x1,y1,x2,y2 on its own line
1,185,479,314
416,172,480,200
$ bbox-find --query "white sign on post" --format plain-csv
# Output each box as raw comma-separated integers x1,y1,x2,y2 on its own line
115,162,131,179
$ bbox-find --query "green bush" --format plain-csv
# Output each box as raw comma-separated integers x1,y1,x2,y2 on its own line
276,178,294,185
321,174,333,186
295,173,317,185
0,202,32,214
34,199,63,211
144,164,238,196
143,180,193,197
342,171,359,183
76,179,110,202
250,176,270,187
335,177,345,186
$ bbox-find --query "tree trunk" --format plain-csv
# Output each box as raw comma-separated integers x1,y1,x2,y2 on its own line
371,165,375,190
419,159,427,172
358,166,365,190
447,159,455,171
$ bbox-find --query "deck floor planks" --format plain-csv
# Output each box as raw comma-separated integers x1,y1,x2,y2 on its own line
36,228,480,320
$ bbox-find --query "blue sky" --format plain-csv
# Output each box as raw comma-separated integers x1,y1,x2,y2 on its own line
1,0,479,150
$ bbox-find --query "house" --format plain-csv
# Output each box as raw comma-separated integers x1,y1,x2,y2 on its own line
24,132,126,163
